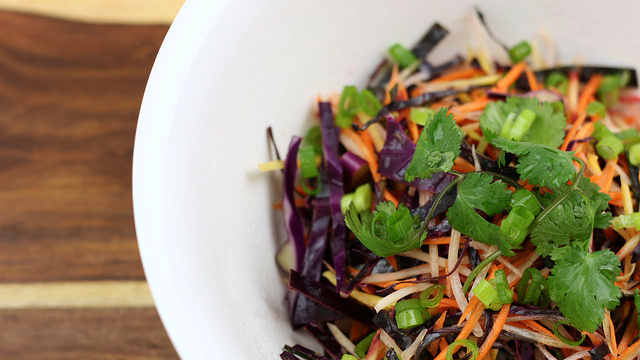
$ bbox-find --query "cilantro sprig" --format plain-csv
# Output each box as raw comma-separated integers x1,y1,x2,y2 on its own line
492,138,576,189
404,108,462,181
446,173,514,256
344,201,426,257
548,247,621,332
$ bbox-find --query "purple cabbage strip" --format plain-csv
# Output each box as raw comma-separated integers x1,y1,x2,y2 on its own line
319,102,347,290
340,151,369,188
282,344,332,360
288,269,375,327
566,137,594,152
372,312,412,348
292,197,332,327
339,254,380,297
283,136,306,272
378,118,455,192
516,342,540,360
303,323,343,359
279,351,299,360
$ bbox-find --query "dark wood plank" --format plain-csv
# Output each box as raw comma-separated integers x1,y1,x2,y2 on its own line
0,11,168,281
0,308,179,359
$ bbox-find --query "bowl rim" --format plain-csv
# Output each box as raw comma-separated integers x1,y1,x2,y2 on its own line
132,0,232,357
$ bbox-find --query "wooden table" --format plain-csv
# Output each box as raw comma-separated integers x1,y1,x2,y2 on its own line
0,4,181,359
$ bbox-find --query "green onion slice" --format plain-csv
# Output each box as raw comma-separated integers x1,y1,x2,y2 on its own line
596,135,624,160
553,321,586,346
395,298,423,313
545,72,568,93
299,146,321,196
494,269,513,304
396,308,428,330
446,339,479,360
388,43,419,69
354,332,376,358
341,355,358,360
511,188,541,216
629,143,640,166
420,284,446,308
508,41,532,64
586,101,606,118
518,268,550,307
472,279,500,310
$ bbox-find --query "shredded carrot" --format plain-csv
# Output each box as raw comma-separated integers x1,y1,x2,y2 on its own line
619,338,640,360
457,296,481,325
383,64,400,105
477,304,510,360
271,198,306,209
584,331,603,347
434,298,460,311
522,320,556,339
342,127,381,182
610,191,624,200
429,312,448,356
453,157,476,173
597,161,617,194
383,189,400,207
452,97,491,113
431,67,485,83
577,74,604,115
610,199,625,207
386,256,398,271
424,237,452,245
495,62,525,92
567,71,580,117
618,310,639,354
560,113,587,151
367,278,416,290
523,64,542,91
434,301,485,360
606,311,619,358
350,320,365,342
574,121,595,142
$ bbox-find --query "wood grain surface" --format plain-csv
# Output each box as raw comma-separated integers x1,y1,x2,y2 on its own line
0,11,162,282
0,309,177,359
0,10,179,359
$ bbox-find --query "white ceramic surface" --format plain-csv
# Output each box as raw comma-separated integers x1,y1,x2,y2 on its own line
133,1,640,359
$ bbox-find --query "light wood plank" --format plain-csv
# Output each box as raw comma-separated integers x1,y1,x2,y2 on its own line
0,281,154,309
0,0,184,24
0,308,179,359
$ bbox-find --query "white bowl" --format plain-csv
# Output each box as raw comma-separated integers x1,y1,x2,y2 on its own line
133,1,640,358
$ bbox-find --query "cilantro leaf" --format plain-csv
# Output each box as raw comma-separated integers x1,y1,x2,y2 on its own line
548,247,621,332
492,137,576,188
446,173,514,256
405,108,462,181
480,97,566,147
344,201,426,257
530,177,611,257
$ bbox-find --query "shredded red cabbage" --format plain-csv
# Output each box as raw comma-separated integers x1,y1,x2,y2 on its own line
282,136,306,272
319,102,347,291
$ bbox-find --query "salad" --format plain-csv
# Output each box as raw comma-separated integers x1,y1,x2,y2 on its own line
263,10,640,360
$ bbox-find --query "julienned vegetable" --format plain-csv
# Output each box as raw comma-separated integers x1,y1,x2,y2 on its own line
267,10,640,360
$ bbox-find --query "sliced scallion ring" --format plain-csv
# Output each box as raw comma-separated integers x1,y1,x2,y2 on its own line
420,284,446,308
446,339,479,360
553,320,586,346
